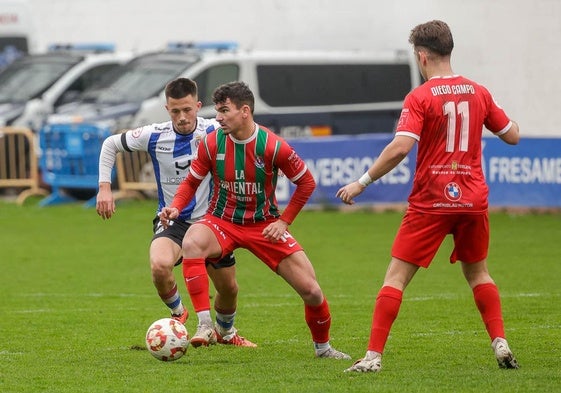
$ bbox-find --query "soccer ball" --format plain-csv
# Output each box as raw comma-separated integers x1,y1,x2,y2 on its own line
145,318,189,361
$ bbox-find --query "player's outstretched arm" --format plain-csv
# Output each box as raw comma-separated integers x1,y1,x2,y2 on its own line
96,134,125,220
337,135,415,205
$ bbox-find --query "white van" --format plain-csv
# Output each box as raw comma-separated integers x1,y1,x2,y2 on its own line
48,42,419,137
196,48,420,137
0,43,132,132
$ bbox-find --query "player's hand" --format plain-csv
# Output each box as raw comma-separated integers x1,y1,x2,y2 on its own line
262,219,289,243
158,207,179,228
336,181,366,205
96,182,115,220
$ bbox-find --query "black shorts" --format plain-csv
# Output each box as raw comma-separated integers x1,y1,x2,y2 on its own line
152,216,235,268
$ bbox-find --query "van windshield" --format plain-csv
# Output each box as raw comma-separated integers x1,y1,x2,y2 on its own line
0,56,79,103
79,56,195,104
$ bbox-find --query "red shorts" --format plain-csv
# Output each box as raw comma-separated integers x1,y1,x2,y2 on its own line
391,210,489,268
196,214,304,272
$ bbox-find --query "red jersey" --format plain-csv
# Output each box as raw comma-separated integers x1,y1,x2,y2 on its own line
395,75,512,213
171,124,314,224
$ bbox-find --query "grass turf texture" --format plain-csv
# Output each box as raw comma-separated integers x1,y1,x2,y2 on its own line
1,198,560,392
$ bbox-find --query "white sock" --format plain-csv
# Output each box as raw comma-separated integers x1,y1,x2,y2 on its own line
216,311,236,334
197,310,212,326
314,342,330,354
365,350,382,359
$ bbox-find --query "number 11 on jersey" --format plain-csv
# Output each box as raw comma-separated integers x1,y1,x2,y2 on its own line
443,101,469,152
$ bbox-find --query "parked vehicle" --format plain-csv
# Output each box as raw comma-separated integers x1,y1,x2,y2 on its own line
38,42,419,202
48,41,420,137
0,43,132,132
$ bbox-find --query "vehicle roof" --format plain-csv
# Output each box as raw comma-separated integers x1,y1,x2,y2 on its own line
6,50,132,66
202,48,410,60
128,47,412,65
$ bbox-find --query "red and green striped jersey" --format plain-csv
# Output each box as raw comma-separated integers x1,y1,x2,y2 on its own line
186,124,309,224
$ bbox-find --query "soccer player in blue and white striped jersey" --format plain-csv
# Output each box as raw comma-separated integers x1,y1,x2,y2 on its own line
96,78,255,347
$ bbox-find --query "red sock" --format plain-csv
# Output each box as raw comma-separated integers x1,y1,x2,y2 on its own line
368,286,403,353
182,258,210,313
305,298,331,344
473,282,505,340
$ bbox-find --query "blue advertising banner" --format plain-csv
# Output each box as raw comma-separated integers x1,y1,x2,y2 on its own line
275,134,414,206
276,135,561,208
483,137,561,208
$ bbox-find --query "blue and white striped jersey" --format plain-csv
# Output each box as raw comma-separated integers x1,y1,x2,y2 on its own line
121,118,218,222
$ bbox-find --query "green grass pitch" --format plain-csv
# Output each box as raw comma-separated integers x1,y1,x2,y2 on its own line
1,199,560,392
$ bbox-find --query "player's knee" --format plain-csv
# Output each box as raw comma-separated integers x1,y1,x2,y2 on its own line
150,256,174,279
214,276,238,297
182,236,207,256
222,284,238,298
298,282,323,305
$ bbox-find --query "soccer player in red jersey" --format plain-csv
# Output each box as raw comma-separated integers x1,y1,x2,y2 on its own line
159,81,350,359
337,20,520,372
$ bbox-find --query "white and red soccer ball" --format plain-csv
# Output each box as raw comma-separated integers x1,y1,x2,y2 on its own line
145,318,189,361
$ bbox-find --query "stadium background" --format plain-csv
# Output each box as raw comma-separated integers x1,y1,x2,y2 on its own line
22,0,561,137
1,4,559,390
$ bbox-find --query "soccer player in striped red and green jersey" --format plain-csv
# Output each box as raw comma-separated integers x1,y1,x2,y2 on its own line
97,78,254,347
159,82,350,359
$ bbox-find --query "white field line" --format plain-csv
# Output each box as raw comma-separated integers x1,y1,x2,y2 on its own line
17,292,558,300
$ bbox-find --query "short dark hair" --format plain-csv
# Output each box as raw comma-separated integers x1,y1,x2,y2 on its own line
165,78,198,100
409,20,454,56
212,81,255,113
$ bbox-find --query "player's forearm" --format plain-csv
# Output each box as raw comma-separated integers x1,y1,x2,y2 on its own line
98,135,123,183
280,170,316,224
359,137,412,186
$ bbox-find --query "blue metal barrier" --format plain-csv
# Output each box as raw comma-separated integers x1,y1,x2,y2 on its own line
39,123,110,207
